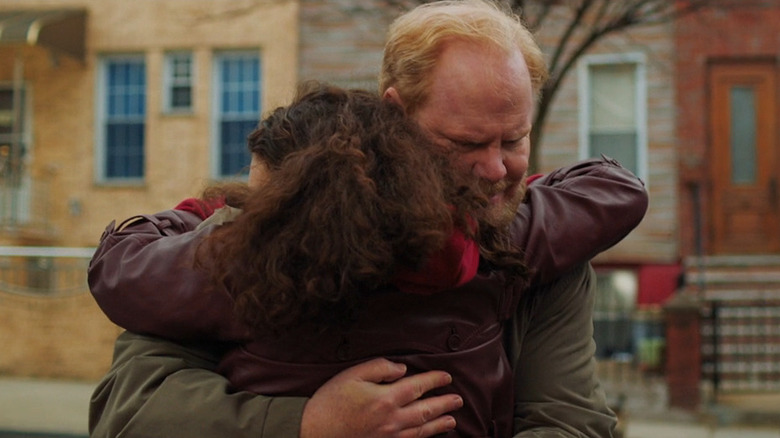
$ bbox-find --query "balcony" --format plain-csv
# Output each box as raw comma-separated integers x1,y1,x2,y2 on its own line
0,177,56,243
0,246,93,296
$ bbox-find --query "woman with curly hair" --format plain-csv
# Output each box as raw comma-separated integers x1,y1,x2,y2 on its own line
197,81,526,337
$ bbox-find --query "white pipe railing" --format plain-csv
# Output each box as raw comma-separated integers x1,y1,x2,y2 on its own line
0,246,95,297
0,246,95,258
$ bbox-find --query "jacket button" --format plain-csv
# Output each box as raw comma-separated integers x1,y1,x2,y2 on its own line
447,330,462,351
336,339,350,360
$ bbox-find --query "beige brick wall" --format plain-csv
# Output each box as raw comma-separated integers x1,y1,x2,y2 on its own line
535,16,679,264
298,0,393,90
0,0,299,378
0,0,300,247
0,289,121,380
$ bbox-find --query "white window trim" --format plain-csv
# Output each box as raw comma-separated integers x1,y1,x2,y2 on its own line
210,53,219,179
577,52,648,184
162,51,195,114
94,53,146,185
210,50,261,180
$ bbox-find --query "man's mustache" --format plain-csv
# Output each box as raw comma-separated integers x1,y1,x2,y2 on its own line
479,181,509,197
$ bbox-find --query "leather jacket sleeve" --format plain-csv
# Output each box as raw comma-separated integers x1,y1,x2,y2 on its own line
87,209,250,341
517,155,648,285
509,263,618,437
89,331,307,438
88,156,646,342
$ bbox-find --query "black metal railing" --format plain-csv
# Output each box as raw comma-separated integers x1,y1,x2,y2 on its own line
701,299,780,395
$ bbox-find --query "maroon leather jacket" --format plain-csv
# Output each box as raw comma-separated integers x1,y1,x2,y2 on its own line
89,156,648,437
221,272,517,437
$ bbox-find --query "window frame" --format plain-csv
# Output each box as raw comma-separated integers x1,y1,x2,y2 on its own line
578,53,648,184
592,267,640,360
94,53,147,184
210,50,262,180
162,51,195,114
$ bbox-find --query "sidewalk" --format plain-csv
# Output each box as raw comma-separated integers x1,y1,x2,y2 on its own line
1,376,779,437
626,419,780,438
0,377,94,437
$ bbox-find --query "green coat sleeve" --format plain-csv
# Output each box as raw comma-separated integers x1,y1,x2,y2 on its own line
509,263,618,437
89,331,308,438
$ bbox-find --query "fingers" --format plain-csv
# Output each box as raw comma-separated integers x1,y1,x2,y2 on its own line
336,357,409,384
398,393,463,431
304,360,463,438
393,394,462,438
386,369,453,406
335,359,454,405
399,415,458,438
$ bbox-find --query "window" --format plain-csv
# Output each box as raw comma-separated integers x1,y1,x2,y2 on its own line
212,51,261,178
164,52,194,112
0,85,27,187
729,86,757,184
96,55,146,181
579,54,647,181
0,84,31,225
593,269,638,359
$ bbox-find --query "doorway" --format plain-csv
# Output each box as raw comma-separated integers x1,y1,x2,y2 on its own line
708,62,779,254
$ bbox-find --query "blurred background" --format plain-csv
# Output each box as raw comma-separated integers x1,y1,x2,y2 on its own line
1,0,779,436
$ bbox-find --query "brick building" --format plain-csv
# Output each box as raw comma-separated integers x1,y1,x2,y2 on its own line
0,0,299,247
672,3,780,404
676,5,780,257
0,0,299,378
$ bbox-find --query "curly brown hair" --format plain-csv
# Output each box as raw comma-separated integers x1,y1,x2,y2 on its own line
197,82,526,335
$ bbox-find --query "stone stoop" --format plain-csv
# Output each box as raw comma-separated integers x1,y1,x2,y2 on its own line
682,254,780,301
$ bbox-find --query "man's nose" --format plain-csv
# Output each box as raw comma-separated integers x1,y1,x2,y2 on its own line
472,145,507,183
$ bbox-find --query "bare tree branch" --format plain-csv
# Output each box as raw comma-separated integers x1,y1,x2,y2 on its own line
547,0,593,76
342,0,774,170
192,0,295,21
512,0,554,31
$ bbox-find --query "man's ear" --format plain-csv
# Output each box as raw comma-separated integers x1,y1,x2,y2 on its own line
383,87,404,108
248,154,269,189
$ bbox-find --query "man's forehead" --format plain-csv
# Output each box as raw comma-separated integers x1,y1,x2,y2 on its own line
429,118,530,141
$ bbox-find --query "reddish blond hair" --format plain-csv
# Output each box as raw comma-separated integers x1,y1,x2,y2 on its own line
379,0,548,114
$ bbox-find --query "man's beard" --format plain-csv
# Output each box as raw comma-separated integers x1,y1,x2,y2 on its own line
480,178,527,229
